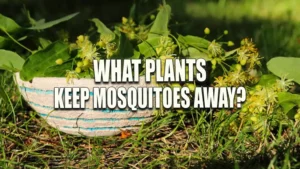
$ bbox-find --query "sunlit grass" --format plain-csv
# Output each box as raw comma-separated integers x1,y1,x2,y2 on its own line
186,0,300,22
179,0,300,64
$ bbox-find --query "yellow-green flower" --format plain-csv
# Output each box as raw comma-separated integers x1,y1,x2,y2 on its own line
97,40,106,48
171,83,181,88
208,41,224,57
228,41,234,47
295,109,300,120
65,70,80,84
75,35,99,61
122,17,128,24
227,69,247,86
75,67,82,73
214,76,228,87
55,58,63,65
204,27,210,34
185,83,196,92
274,75,294,92
106,42,117,57
150,14,155,20
235,64,242,71
77,61,83,68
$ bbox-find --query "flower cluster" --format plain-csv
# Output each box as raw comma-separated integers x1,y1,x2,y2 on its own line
214,38,261,87
155,36,177,57
118,17,149,41
69,35,99,75
236,76,294,133
97,36,117,58
204,34,297,134
242,76,294,115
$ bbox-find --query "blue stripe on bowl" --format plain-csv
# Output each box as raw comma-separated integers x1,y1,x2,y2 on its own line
38,112,152,122
19,86,156,96
28,101,131,113
19,86,54,95
62,125,135,131
19,86,94,96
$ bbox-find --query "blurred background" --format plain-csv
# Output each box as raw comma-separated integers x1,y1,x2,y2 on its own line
1,0,300,63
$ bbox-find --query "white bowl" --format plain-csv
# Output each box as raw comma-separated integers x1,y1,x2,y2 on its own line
15,73,154,137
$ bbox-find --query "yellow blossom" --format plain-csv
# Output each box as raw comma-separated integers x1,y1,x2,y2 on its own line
75,35,99,61
208,40,224,57
227,69,247,86
65,70,80,84
204,27,210,34
274,75,294,92
228,41,234,46
122,17,128,24
214,76,228,87
55,58,63,65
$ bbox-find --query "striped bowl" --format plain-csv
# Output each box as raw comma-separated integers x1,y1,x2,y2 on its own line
14,73,154,137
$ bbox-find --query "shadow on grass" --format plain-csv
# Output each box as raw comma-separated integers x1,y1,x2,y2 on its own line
189,144,300,169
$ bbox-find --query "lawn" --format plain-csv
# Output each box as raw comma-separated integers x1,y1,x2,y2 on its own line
1,0,300,168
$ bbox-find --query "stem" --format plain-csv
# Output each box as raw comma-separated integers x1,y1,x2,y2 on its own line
4,30,33,53
216,34,224,41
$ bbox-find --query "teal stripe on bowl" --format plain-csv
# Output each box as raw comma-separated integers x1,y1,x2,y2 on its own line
38,112,152,122
19,86,95,96
19,86,54,95
62,125,135,131
28,101,130,113
19,86,156,96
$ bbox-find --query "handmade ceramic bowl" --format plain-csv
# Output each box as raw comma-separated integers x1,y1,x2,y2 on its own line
14,73,154,137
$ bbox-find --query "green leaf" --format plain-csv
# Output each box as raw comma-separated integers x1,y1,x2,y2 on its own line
44,61,72,77
131,50,140,59
39,38,52,49
91,18,114,35
0,50,25,72
278,92,300,114
257,74,278,87
148,4,171,39
112,33,133,59
0,14,21,33
225,49,238,57
20,41,70,81
278,92,300,105
178,34,210,49
35,19,46,26
17,36,27,41
138,37,160,57
91,18,115,41
24,8,37,26
28,12,79,30
281,102,296,114
267,57,300,84
129,3,136,19
182,47,210,60
0,36,8,48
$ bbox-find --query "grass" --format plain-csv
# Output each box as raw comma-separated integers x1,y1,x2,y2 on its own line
1,0,300,168
1,71,300,168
